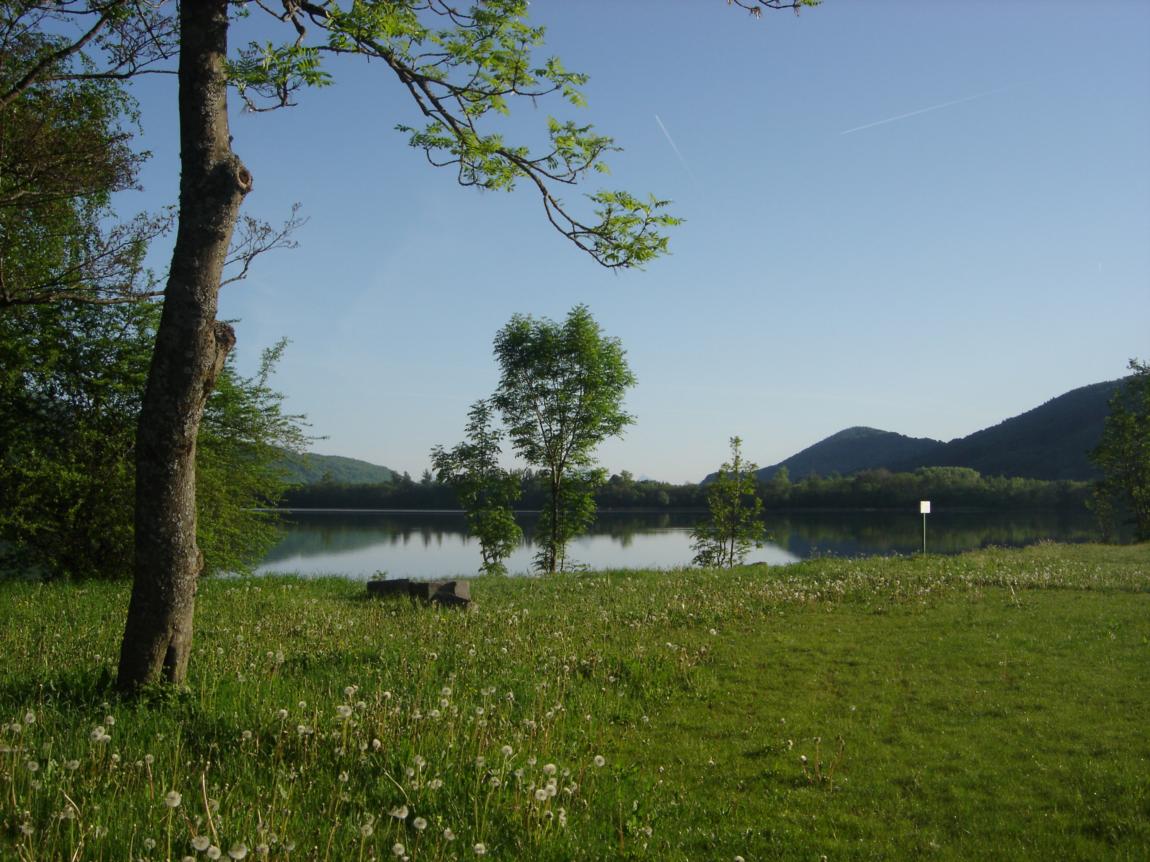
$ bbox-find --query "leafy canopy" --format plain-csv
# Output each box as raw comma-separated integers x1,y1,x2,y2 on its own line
1090,360,1150,542
0,300,308,579
692,436,766,568
246,0,682,267
492,304,635,573
431,399,522,576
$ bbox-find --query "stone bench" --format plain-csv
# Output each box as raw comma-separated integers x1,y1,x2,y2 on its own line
366,578,471,607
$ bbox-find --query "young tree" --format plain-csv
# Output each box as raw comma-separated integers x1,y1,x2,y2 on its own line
1090,360,1150,542
431,399,522,576
196,339,312,575
492,305,635,573
692,437,766,568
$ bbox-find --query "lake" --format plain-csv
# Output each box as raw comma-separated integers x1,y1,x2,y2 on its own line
255,509,1104,579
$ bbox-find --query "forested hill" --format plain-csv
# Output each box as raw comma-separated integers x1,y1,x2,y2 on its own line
754,427,943,482
275,452,398,486
745,378,1121,483
891,379,1121,481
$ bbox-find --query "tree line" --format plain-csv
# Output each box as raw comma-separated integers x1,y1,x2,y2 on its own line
283,464,1092,513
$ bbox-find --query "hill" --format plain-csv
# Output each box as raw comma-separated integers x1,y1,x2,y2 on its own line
275,451,398,486
754,427,943,481
892,379,1120,481
745,379,1121,483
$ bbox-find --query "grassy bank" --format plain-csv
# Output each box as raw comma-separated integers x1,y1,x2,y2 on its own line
1,544,1147,860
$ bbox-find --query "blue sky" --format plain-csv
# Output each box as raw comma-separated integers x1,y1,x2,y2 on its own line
123,0,1149,482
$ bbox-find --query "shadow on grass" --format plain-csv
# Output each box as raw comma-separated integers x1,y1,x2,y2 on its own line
0,667,118,710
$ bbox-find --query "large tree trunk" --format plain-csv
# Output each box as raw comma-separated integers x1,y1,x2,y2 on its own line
117,0,250,691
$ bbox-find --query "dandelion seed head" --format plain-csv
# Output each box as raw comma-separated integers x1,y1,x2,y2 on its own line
228,843,248,860
593,755,606,768
206,845,222,860
413,817,427,831
389,805,408,820
165,790,182,808
391,843,405,857
192,835,211,851
474,843,487,855
443,828,456,841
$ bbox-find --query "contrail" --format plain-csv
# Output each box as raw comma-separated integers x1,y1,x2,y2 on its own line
654,114,699,186
839,85,1016,136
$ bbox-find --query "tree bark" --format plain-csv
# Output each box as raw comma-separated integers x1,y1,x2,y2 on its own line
117,0,250,691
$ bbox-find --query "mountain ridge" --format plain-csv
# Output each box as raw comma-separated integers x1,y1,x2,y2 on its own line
275,451,398,486
745,379,1120,484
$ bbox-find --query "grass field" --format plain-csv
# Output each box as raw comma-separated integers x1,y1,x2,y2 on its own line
1,543,1147,860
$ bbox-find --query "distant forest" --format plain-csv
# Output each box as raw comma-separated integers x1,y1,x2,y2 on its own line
281,466,1090,513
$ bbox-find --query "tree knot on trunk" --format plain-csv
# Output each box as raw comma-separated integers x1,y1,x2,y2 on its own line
213,320,237,354
200,320,236,403
235,165,253,195
208,155,253,199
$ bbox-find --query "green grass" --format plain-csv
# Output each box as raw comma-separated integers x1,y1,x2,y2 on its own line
1,543,1147,860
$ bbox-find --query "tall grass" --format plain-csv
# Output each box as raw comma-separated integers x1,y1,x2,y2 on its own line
1,543,1147,860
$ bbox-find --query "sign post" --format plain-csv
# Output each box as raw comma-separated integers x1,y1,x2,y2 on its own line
919,500,931,555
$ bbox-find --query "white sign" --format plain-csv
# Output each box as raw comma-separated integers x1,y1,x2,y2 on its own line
920,500,931,514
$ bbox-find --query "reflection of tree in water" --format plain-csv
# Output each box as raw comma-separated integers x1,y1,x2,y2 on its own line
590,512,681,546
259,508,1106,567
262,512,470,562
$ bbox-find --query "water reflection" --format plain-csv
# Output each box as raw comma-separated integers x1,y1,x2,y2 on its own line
255,509,1102,580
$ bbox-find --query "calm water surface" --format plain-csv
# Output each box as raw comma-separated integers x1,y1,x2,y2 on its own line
255,509,1101,579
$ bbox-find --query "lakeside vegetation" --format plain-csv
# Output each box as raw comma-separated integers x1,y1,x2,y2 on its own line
282,465,1093,514
2,544,1147,860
